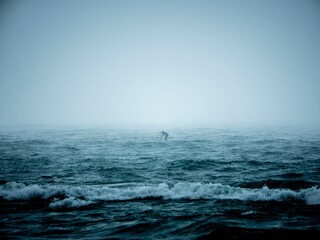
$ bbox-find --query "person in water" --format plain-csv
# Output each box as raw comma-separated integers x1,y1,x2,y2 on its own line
160,131,169,141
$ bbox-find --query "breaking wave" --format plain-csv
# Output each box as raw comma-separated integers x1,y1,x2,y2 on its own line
0,182,319,209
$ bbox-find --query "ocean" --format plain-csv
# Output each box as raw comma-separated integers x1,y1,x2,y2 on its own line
0,126,319,239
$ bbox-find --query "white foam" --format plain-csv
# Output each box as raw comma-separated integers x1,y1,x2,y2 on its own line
49,197,94,209
304,186,320,205
0,182,60,200
241,210,257,215
0,182,319,208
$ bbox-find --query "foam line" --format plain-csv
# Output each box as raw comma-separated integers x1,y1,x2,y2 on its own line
0,182,319,208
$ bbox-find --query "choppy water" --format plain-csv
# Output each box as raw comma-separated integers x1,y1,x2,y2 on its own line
1,127,320,239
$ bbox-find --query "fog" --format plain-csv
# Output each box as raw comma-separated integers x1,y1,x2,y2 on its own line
1,0,320,127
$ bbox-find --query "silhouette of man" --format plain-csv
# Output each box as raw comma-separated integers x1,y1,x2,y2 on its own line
160,131,169,141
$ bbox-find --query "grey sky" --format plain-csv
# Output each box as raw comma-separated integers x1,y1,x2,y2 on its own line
0,0,319,126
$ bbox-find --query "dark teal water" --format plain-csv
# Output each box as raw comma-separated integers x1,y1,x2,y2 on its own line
1,127,320,239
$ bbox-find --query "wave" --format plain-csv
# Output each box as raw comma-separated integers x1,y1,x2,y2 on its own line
0,182,319,209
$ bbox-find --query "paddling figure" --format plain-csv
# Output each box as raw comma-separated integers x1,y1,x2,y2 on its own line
160,131,169,141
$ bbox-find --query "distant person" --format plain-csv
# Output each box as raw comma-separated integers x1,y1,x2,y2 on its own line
160,131,169,141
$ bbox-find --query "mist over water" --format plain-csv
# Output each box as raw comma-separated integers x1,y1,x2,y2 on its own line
1,0,320,239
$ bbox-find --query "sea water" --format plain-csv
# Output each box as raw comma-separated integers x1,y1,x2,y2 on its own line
0,127,320,239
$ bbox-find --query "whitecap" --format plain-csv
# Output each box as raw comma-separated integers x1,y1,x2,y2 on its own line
1,182,319,208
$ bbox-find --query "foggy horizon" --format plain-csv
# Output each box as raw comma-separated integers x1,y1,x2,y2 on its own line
1,2,320,237
1,0,320,127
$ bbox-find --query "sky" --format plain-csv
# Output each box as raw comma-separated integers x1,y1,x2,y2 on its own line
0,0,320,127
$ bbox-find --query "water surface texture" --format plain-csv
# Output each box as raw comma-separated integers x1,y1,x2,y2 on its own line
1,127,320,239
